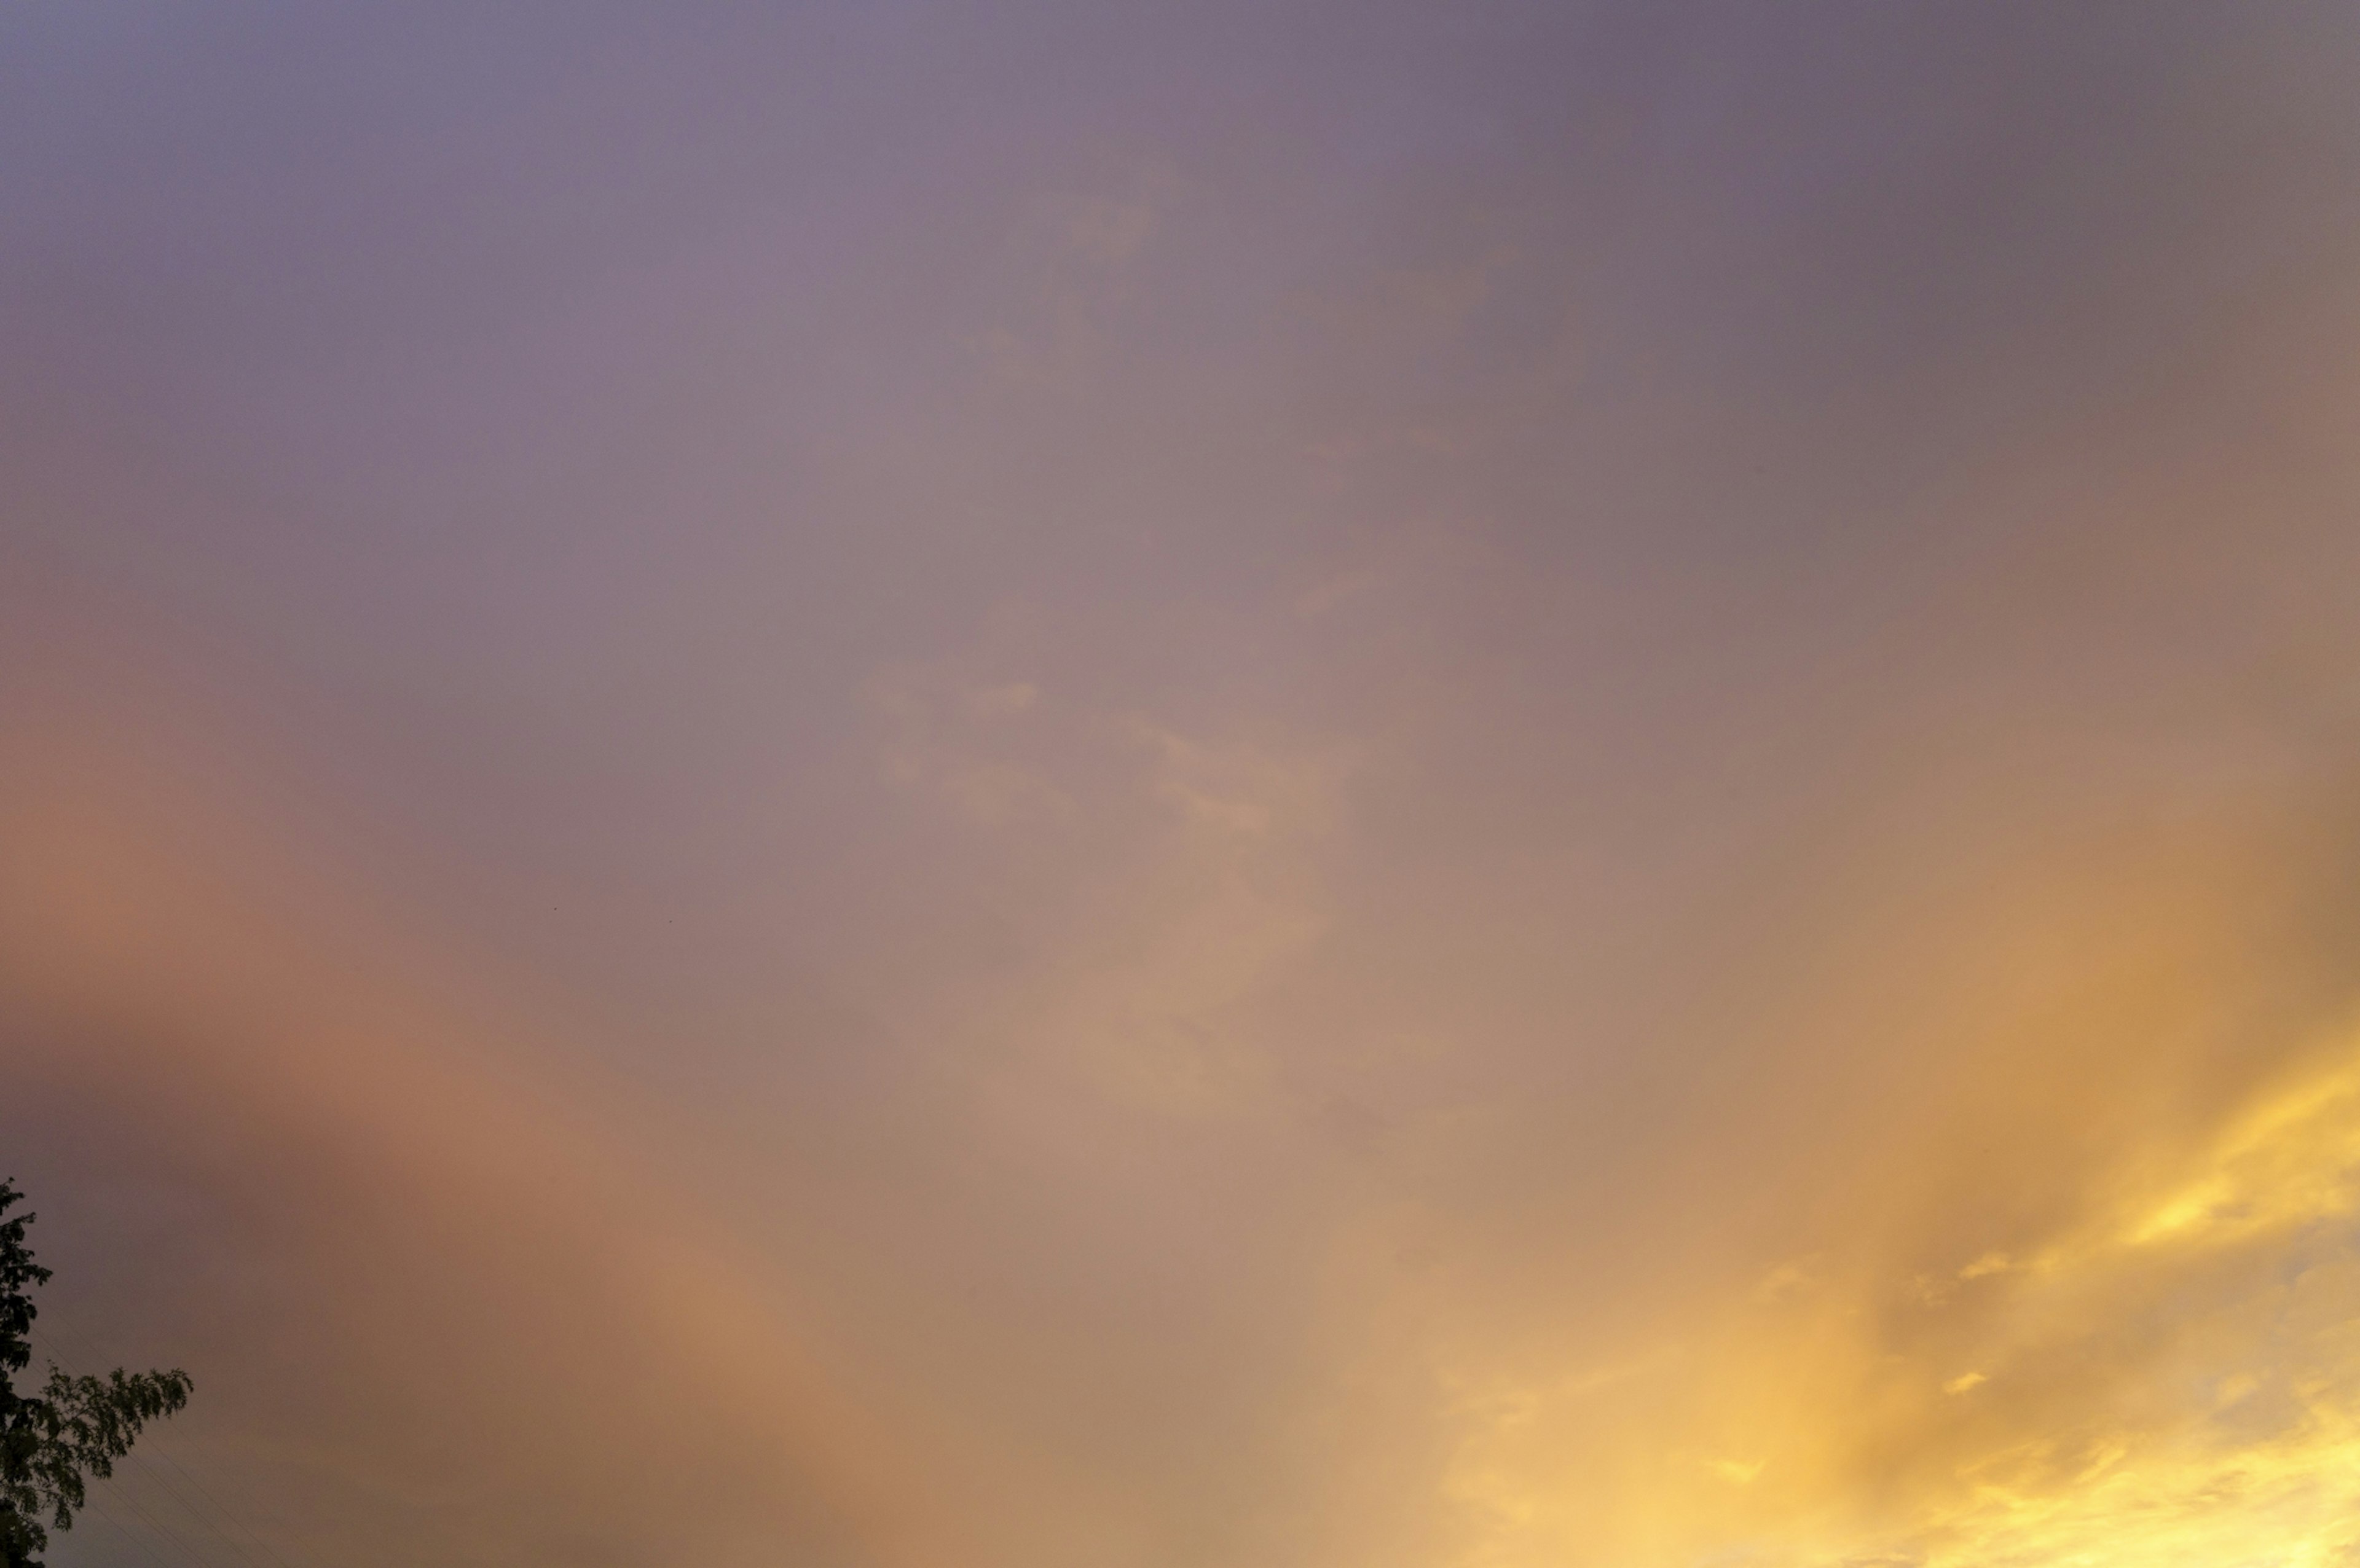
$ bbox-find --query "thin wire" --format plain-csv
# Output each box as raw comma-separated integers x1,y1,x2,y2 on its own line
76,1386,332,1568
61,1485,178,1568
116,1427,324,1568
63,1458,225,1568
51,1425,229,1568
39,1322,299,1568
12,1328,192,1568
103,1421,302,1568
30,1328,259,1568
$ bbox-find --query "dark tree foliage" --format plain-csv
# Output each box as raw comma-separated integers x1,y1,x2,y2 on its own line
1,1180,192,1568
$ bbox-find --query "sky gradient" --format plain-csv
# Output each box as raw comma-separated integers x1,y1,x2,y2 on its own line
7,5,2360,1566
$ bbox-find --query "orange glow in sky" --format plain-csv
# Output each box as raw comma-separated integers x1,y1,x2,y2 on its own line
6,6,2360,1566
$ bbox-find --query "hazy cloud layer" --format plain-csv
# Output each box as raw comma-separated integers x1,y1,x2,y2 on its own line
6,5,2360,1566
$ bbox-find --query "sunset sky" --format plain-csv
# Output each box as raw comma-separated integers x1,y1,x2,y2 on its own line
7,5,2360,1566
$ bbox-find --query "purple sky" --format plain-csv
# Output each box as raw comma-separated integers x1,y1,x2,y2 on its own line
7,6,2360,1566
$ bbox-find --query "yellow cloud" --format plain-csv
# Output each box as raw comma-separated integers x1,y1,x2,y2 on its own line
1428,1019,2360,1568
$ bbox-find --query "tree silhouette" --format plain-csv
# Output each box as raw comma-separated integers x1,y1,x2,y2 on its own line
1,1179,192,1568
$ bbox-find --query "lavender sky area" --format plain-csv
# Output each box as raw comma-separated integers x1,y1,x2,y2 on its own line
7,6,2360,1566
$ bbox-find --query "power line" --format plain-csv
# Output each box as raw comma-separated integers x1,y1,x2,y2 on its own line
31,1325,275,1568
30,1375,234,1568
82,1393,325,1568
106,1421,305,1568
41,1320,304,1568
61,1485,179,1568
59,1452,226,1568
98,1406,331,1568
34,1335,257,1568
